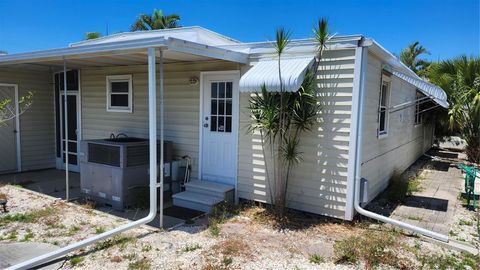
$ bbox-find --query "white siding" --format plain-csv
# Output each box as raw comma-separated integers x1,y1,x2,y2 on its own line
80,61,238,180
360,52,434,201
0,68,55,171
237,49,356,219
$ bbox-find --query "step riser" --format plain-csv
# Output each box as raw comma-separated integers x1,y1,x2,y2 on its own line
173,198,213,213
185,185,228,199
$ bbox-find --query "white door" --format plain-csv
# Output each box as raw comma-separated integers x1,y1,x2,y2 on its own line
0,84,20,173
201,73,239,185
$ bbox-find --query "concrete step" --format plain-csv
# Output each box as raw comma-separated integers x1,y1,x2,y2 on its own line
172,191,224,213
185,180,234,198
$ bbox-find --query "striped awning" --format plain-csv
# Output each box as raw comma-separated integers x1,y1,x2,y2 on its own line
393,71,449,108
239,57,315,92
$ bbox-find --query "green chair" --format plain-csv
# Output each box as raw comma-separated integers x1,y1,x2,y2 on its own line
458,163,478,209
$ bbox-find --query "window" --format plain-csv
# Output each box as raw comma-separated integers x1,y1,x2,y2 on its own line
378,75,391,137
106,75,132,112
414,91,423,126
210,81,233,133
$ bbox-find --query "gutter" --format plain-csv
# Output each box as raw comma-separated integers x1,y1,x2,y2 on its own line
347,41,449,243
8,47,164,269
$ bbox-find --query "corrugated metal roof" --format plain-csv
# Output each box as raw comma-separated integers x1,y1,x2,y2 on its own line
239,57,314,92
392,71,449,108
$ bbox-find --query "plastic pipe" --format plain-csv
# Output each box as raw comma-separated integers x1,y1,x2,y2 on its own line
8,47,162,269
351,45,449,243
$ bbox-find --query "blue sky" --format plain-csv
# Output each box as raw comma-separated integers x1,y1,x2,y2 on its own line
0,0,478,60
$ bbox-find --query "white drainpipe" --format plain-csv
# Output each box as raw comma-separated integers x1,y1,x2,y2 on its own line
8,46,163,269
350,44,449,243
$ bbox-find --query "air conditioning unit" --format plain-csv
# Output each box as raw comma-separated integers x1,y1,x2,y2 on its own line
79,138,172,210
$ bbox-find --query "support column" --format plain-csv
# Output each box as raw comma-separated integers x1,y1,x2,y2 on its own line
63,58,69,201
159,49,164,228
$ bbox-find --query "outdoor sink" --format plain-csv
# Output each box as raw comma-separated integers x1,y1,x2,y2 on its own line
103,137,147,143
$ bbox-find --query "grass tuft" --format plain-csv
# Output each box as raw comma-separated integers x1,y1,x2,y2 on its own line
309,253,325,264
181,243,201,252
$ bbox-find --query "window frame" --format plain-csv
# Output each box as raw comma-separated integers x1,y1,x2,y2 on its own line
106,75,133,113
378,75,391,139
414,90,423,126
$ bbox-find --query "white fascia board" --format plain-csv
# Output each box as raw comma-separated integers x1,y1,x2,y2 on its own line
167,37,248,64
0,37,168,65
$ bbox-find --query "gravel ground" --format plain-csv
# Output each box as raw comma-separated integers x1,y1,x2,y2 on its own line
0,184,478,269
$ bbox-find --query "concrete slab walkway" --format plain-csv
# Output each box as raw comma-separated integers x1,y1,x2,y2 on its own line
368,148,475,236
0,243,64,269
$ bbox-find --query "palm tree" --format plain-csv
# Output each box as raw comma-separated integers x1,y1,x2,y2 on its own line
400,41,430,76
84,32,102,40
131,9,180,31
428,56,480,163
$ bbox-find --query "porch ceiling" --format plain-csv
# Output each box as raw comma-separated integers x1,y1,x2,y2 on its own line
0,37,249,70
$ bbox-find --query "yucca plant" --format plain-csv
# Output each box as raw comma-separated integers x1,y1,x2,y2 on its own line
248,19,330,218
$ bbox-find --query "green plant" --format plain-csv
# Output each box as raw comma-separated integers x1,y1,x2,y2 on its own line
21,230,34,242
333,230,400,268
181,243,201,252
400,41,430,76
95,226,106,234
247,19,330,218
128,257,151,270
142,244,152,252
94,235,135,251
85,32,102,40
222,256,233,266
385,170,423,204
70,256,84,266
209,221,221,237
0,91,34,125
459,219,473,226
8,231,17,241
427,56,480,163
131,9,180,31
0,207,56,226
67,225,80,236
309,253,325,264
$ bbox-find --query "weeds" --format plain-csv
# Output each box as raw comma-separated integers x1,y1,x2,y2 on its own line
141,244,152,252
208,202,232,237
417,252,479,270
8,231,17,241
334,230,402,268
182,243,201,252
309,254,325,264
128,257,151,270
21,230,34,242
67,225,80,236
69,256,84,266
94,235,135,251
209,222,221,237
385,170,424,204
459,219,473,226
222,256,233,266
0,207,56,226
95,226,106,234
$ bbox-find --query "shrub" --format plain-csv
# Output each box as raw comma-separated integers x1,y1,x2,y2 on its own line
181,243,201,252
309,254,325,264
70,256,84,266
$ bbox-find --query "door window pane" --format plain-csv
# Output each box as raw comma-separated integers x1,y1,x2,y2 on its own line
211,100,217,114
226,100,232,115
226,117,232,132
219,82,225,98
226,82,232,98
218,117,225,132
219,100,225,115
211,83,218,98
210,116,217,132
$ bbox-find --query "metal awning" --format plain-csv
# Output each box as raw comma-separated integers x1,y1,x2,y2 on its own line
0,37,248,69
239,56,315,92
392,71,449,108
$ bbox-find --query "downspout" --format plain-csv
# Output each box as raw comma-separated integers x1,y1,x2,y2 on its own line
8,47,163,270
350,42,449,243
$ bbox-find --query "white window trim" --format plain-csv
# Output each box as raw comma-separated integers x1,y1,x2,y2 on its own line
106,75,133,113
378,75,391,139
414,90,423,127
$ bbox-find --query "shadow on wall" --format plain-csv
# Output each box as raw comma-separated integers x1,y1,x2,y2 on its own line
246,50,355,218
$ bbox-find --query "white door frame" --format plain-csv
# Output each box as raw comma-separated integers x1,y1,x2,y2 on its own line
198,70,240,188
0,83,21,172
53,70,82,172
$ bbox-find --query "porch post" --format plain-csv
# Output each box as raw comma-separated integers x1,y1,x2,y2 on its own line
63,57,69,201
159,49,164,228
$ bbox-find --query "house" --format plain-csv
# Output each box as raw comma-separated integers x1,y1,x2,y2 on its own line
0,26,447,221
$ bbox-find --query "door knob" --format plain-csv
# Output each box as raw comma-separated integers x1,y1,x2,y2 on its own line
203,123,209,128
